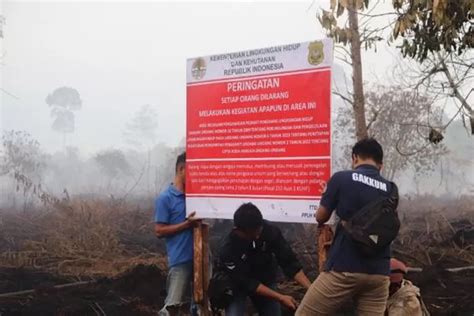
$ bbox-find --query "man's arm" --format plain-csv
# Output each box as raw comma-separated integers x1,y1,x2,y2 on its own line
316,173,340,225
218,242,298,310
270,225,311,289
316,205,331,225
155,211,200,238
293,270,311,289
255,284,298,310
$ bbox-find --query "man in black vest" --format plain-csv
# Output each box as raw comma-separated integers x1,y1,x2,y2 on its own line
296,138,394,315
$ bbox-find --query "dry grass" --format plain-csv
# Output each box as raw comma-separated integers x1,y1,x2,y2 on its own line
0,195,472,279
0,198,166,278
394,195,474,267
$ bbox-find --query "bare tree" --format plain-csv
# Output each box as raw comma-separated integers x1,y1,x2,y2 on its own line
123,105,158,150
334,85,446,180
0,130,52,209
0,130,44,178
0,15,19,99
394,51,474,135
123,104,159,195
320,0,396,140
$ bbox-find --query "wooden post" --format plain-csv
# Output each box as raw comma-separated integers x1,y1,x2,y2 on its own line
194,222,210,315
202,224,210,314
317,224,333,272
193,222,204,304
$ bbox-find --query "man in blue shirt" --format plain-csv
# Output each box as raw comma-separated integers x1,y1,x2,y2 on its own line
296,138,394,315
154,152,200,316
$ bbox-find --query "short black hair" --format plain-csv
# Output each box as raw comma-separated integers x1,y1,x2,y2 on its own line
176,152,186,173
233,203,263,231
352,138,383,164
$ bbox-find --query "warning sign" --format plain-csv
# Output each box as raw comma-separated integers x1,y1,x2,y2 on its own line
186,39,333,223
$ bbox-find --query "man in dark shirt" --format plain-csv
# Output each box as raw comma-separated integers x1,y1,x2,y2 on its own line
216,202,311,316
296,138,394,315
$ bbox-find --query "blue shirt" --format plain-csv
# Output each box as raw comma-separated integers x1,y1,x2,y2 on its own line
154,184,193,267
322,165,393,275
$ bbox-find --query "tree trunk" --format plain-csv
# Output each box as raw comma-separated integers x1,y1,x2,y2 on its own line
348,0,368,140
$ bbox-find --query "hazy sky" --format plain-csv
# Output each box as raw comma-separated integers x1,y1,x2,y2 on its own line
1,1,404,155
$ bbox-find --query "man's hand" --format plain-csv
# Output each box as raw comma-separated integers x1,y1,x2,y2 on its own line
278,294,298,310
185,211,201,228
255,283,298,310
155,211,201,238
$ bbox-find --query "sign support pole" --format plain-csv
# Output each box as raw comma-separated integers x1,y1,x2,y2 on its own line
193,222,210,315
317,224,333,272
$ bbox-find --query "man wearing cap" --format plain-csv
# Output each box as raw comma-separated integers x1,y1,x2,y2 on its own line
387,258,430,316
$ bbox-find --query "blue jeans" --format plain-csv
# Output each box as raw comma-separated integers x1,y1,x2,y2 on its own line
159,261,197,316
225,283,281,316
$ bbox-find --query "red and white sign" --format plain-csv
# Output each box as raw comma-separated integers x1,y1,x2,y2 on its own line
186,39,333,223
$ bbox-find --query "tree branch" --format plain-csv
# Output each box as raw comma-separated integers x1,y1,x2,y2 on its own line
438,52,474,133
333,90,354,105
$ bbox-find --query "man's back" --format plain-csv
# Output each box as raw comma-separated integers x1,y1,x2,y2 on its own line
296,138,396,316
323,165,392,275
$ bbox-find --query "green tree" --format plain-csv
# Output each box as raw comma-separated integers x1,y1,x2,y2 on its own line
95,149,131,179
45,87,82,145
391,1,473,134
95,149,131,192
320,0,473,139
0,15,5,38
392,0,473,62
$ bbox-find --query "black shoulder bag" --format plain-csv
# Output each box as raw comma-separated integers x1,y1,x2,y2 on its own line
341,182,400,257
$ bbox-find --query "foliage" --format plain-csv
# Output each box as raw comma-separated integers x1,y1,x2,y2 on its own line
319,0,382,50
0,15,5,38
45,87,82,135
393,0,473,61
95,149,131,179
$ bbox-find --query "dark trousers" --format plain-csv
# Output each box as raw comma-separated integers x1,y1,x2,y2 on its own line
225,283,281,316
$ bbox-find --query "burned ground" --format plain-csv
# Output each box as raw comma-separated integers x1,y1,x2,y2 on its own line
0,264,166,316
0,196,472,315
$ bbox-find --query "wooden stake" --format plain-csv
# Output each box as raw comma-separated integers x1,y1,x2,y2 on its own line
202,223,210,314
193,222,204,304
317,224,333,272
193,222,210,315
